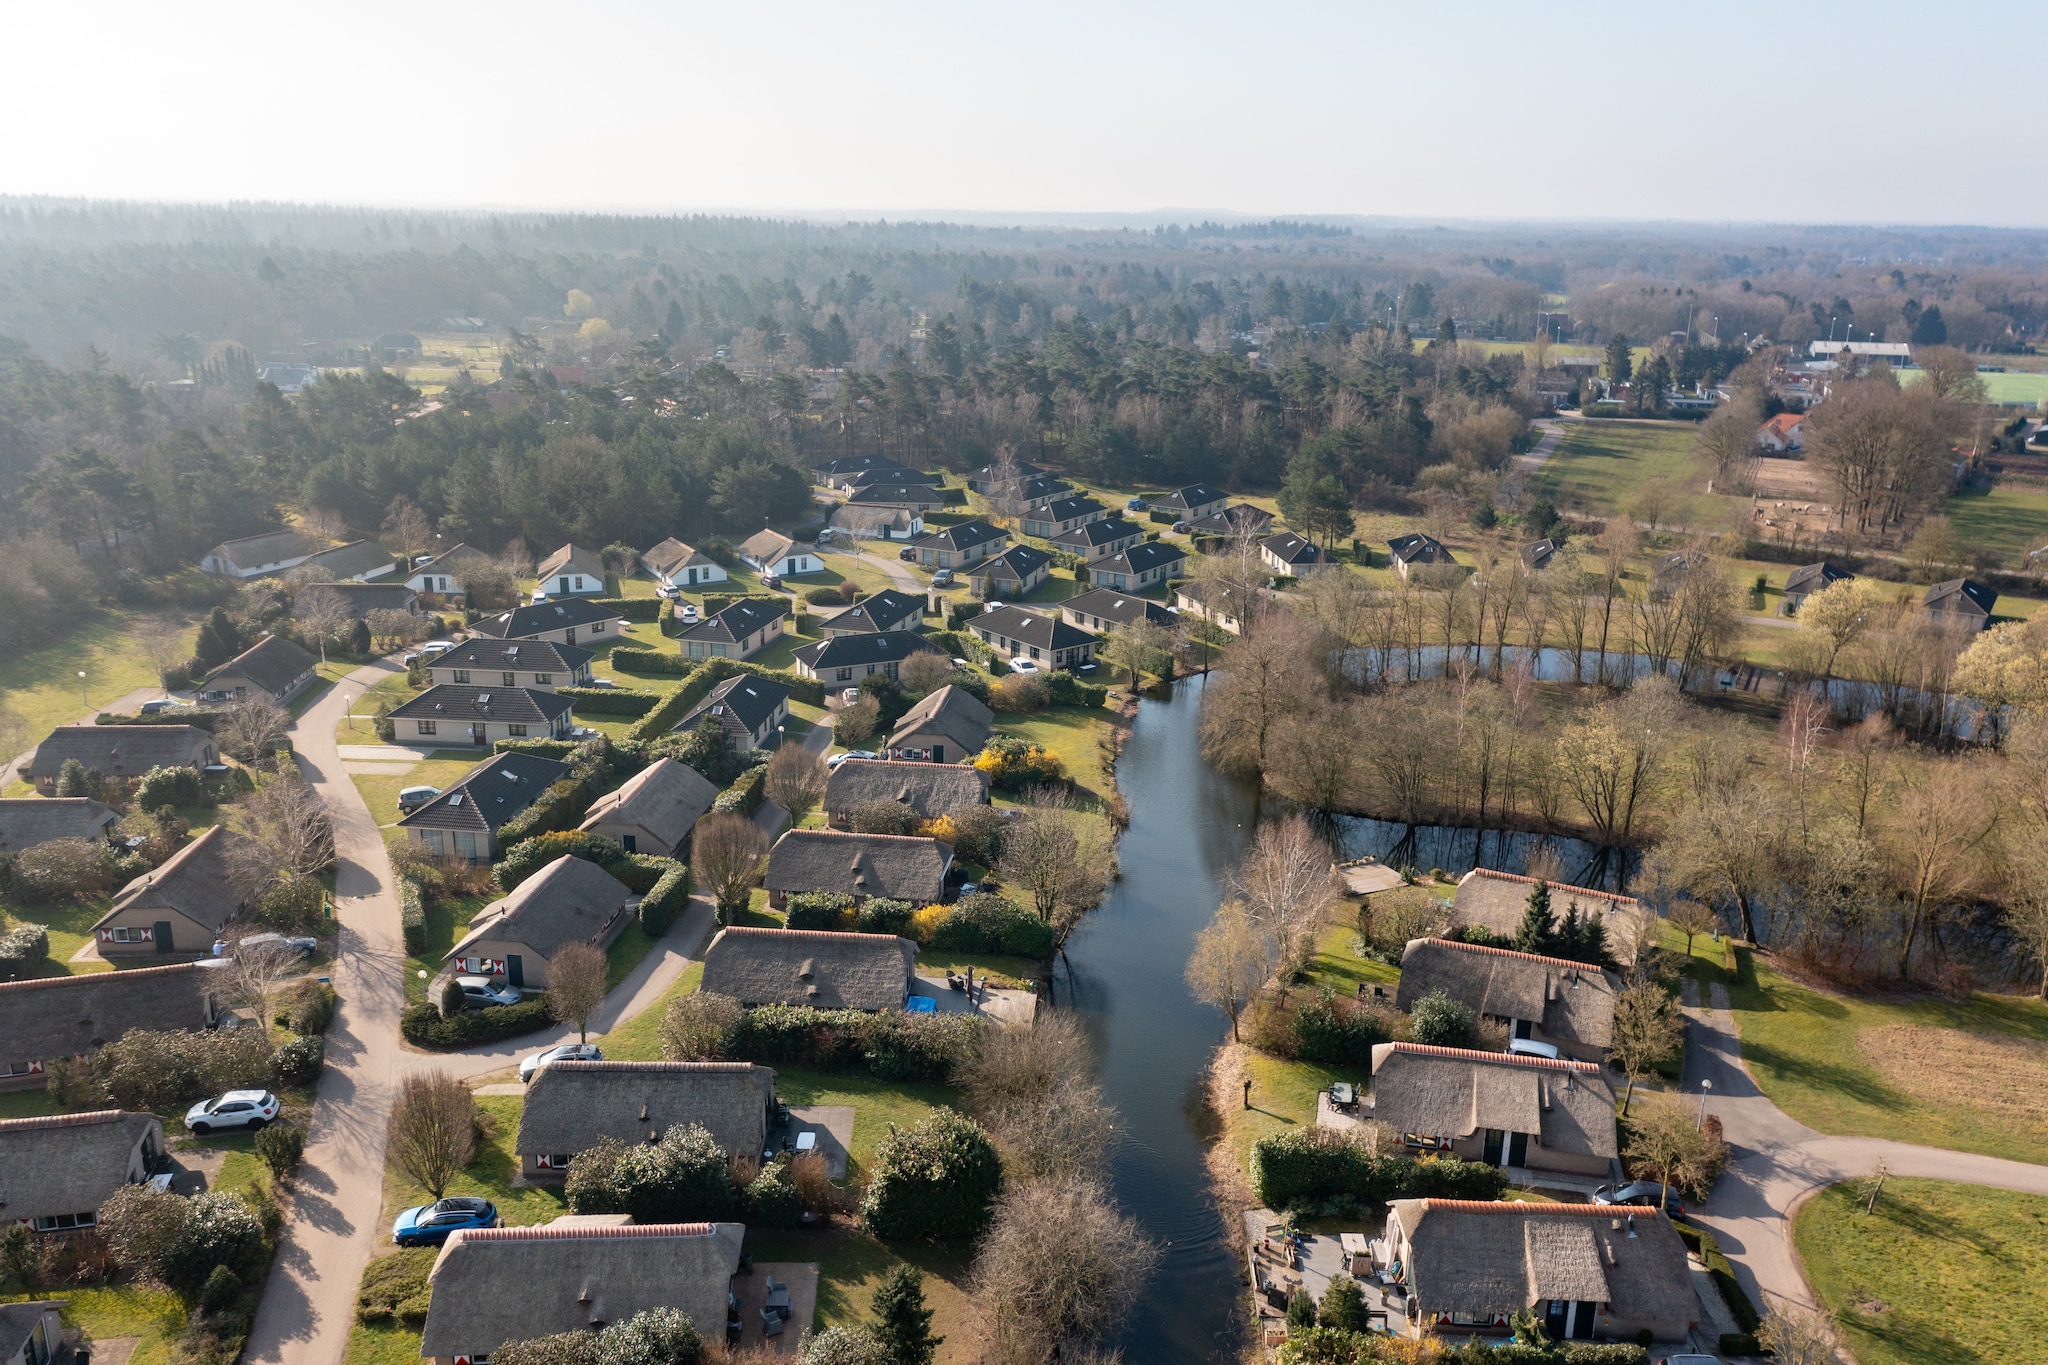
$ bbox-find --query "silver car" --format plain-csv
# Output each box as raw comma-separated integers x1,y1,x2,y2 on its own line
456,976,523,1009
520,1042,603,1083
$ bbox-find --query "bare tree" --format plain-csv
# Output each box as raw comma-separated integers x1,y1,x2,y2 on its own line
137,619,190,682
763,744,830,828
692,812,769,924
1554,675,1683,850
1184,900,1273,1042
223,935,304,1030
1639,780,1783,943
1666,899,1718,961
1609,982,1683,1117
294,590,353,666
1099,619,1172,694
233,776,336,884
1757,1302,1840,1365
959,1013,1113,1183
1622,1092,1726,1207
389,1070,477,1200
546,942,608,1041
1229,814,1343,975
381,496,435,562
997,788,1114,950
1195,609,1328,780
1878,760,1996,978
219,695,291,763
970,1174,1159,1365
897,649,956,697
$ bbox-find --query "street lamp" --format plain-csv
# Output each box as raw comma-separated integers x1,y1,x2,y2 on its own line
78,671,87,707
1696,1078,1714,1130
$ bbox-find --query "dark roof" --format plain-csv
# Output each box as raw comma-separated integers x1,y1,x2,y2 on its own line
888,684,994,754
516,1061,776,1160
763,829,952,904
208,530,318,566
1153,483,1229,512
818,590,925,634
972,545,1052,583
26,725,213,780
1261,531,1326,567
449,856,637,963
93,824,254,938
969,604,1093,654
1036,496,1104,522
1368,1043,1616,1160
579,758,718,848
1926,577,1997,617
1097,541,1187,576
433,637,593,674
678,598,785,645
0,960,224,1064
1017,475,1072,501
815,454,905,477
422,1219,744,1359
1060,588,1176,630
471,598,625,639
823,759,989,818
1784,562,1852,596
969,459,1045,482
398,751,570,835
848,483,943,505
319,582,420,617
0,797,119,853
203,633,318,695
842,464,932,488
1394,938,1618,1051
299,539,395,580
702,925,918,1010
0,1303,66,1363
1389,532,1452,566
1521,538,1563,570
791,631,943,672
1186,504,1274,535
0,1110,160,1224
917,519,1006,552
1449,869,1648,965
387,684,572,726
415,542,493,577
678,673,792,737
1051,517,1142,549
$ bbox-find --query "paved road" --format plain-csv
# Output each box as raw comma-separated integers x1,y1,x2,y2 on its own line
1681,986,2048,1318
1515,417,1570,474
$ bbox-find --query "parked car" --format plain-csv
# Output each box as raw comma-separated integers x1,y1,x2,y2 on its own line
841,687,862,703
420,641,456,659
827,750,880,769
930,569,955,587
1125,497,1148,512
139,698,187,715
1592,1181,1686,1218
761,572,784,589
1171,521,1190,533
898,546,918,561
679,604,700,624
531,588,550,603
519,1042,603,1083
1506,1038,1561,1060
397,784,441,813
655,582,682,599
392,1196,499,1247
211,932,316,958
184,1089,280,1135
455,976,523,1009
1008,657,1041,674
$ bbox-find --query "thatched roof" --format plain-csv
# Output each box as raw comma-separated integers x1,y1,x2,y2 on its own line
537,544,605,583
1449,869,1648,966
888,685,993,754
449,856,636,963
422,1219,744,1359
641,538,719,578
299,539,395,581
26,725,213,780
579,758,717,848
319,582,419,617
203,633,318,696
1387,1200,1695,1327
1393,939,1618,1051
515,1061,776,1159
207,529,318,569
92,824,255,939
763,830,952,904
738,529,815,564
823,759,988,819
0,960,223,1065
1367,1044,1616,1160
0,1110,159,1223
701,926,916,1010
0,797,119,853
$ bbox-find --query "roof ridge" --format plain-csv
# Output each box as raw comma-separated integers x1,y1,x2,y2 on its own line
1417,1200,1639,1216
784,828,938,845
1415,937,1610,974
1463,868,1637,905
0,1109,131,1132
547,1060,760,1073
1385,1042,1600,1074
455,1221,719,1243
720,925,906,942
0,960,204,994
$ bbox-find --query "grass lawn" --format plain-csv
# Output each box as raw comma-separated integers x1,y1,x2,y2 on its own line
405,893,494,1004
1948,482,2048,564
0,1286,187,1365
599,961,704,1061
2,894,116,975
1531,420,1704,517
746,1224,977,1355
604,922,657,991
286,659,355,718
347,752,484,830
0,607,199,743
337,670,425,746
1794,1178,2048,1365
992,705,1115,801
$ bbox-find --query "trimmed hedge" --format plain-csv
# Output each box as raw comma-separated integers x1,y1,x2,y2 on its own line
493,737,582,760
1248,1130,1509,1208
1043,670,1108,708
278,979,337,1035
733,1003,981,1083
639,864,692,935
1441,1346,1650,1365
713,765,767,816
400,996,555,1049
1673,1221,1761,1334
927,893,1053,957
784,890,857,931
397,877,427,954
630,668,719,742
497,832,681,892
590,596,662,622
559,685,660,717
0,922,50,980
610,646,692,676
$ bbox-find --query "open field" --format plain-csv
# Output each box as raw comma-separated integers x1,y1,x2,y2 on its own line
0,1286,187,1365
0,607,199,745
1900,366,2048,405
991,705,1115,801
1530,419,1711,516
1947,481,2048,564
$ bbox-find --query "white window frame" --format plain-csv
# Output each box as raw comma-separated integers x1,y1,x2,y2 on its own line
418,720,438,735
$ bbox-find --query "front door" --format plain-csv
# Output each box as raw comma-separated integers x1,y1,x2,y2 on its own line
621,834,637,853
559,576,572,595
931,745,944,764
1513,1018,1534,1040
565,627,576,646
1482,1129,1504,1165
1546,1301,1569,1341
1571,1302,1597,1339
1507,1131,1529,1166
154,920,173,954
506,955,524,989
472,724,488,746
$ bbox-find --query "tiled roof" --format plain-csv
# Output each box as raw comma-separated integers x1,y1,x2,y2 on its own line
470,598,624,639
397,751,570,834
387,684,572,725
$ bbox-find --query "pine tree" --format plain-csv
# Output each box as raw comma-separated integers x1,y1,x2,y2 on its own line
1579,911,1613,969
870,1264,940,1365
194,606,242,670
1556,902,1585,960
1513,882,1554,955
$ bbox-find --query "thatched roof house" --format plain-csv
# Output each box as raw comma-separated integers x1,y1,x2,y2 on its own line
822,759,989,826
25,725,216,793
1380,1199,1696,1342
701,926,915,1011
887,684,993,764
421,1218,744,1362
1448,870,1649,965
0,797,119,854
0,961,224,1090
515,1061,777,1177
1368,1043,1616,1176
1394,939,1618,1062
446,856,637,989
578,757,718,857
0,1110,164,1231
762,829,953,907
89,824,258,958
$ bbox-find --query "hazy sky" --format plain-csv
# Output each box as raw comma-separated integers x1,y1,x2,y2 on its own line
11,1,2045,226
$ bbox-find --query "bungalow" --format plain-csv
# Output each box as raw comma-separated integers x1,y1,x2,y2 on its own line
1368,1043,1616,1176
446,855,638,991
887,685,993,765
1089,541,1186,593
515,1061,777,1179
679,598,787,662
968,604,1097,670
1781,562,1852,614
0,1109,165,1234
199,530,320,579
816,453,910,488
375,331,422,356
404,543,494,600
829,504,925,542
386,684,575,748
0,1302,66,1365
1260,531,1334,576
397,751,570,864
470,598,625,648
1449,869,1649,966
1060,587,1176,635
1393,938,1619,1063
1389,533,1454,579
912,519,1008,570
641,537,729,590
816,589,925,637
841,464,933,491
790,631,943,685
1050,517,1143,562
420,1217,744,1365
702,924,919,1008
823,759,989,827
1521,538,1563,571
254,362,319,394
425,637,594,691
536,544,607,598
1376,1199,1696,1343
967,545,1053,599
320,581,422,619
1174,580,1248,634
737,529,822,579
677,674,792,750
199,634,320,706
90,825,254,958
1021,496,1107,538
1012,475,1074,512
0,798,119,855
1649,551,1700,598
1756,412,1807,453
762,829,953,909
847,482,947,514
27,726,216,795
0,962,223,1091
297,539,397,582
578,757,719,857
1151,484,1231,521
1925,577,1997,629
1185,504,1274,538
966,459,1045,494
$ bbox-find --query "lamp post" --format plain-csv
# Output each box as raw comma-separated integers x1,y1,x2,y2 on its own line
78,671,87,708
1696,1078,1713,1130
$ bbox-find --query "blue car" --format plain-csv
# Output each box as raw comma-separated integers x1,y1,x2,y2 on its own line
392,1196,498,1246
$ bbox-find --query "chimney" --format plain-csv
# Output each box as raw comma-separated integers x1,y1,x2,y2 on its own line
1626,1215,1638,1239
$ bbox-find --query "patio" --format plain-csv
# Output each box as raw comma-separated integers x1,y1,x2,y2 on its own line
911,971,1038,1026
1242,1208,1409,1346
729,1260,818,1355
768,1104,855,1181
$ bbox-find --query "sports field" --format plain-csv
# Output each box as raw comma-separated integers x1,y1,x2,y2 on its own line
1529,419,1703,516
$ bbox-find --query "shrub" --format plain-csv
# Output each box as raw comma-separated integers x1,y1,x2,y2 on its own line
971,737,1065,792
493,738,585,760
784,890,858,931
135,764,204,811
10,838,123,902
399,996,556,1049
198,1264,241,1315
495,774,598,846
856,898,916,936
658,991,745,1061
595,1306,703,1365
95,1027,274,1113
804,586,845,605
1043,670,1108,708
161,1191,266,1296
1247,1129,1509,1207
0,922,50,980
1293,988,1383,1065
497,835,678,894
398,876,428,954
1409,988,1478,1048
746,1158,804,1229
274,1035,325,1088
558,686,660,717
588,596,662,622
275,979,337,1035
860,1109,1002,1240
725,1003,980,1082
355,1246,436,1325
639,864,691,935
565,1126,737,1223
1672,1221,1761,1333
940,805,1007,868
927,892,1053,957
608,647,693,676
989,672,1050,713
800,1326,892,1365
254,1123,307,1180
848,799,918,836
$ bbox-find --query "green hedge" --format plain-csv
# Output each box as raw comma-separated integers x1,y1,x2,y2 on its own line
398,877,427,954
629,669,719,742
559,685,660,716
1248,1131,1509,1208
1673,1221,1761,1333
493,738,582,760
733,1004,980,1083
639,864,692,935
927,893,1053,957
400,997,555,1049
610,647,692,676
713,766,767,816
590,596,661,622
1441,1345,1650,1365
498,833,681,893
784,891,857,931
1044,671,1107,708
495,775,595,846
0,922,50,980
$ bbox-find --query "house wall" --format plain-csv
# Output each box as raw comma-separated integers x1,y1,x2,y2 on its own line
453,915,630,989
887,728,974,765
406,713,569,747
1437,1130,1607,1177
429,665,583,691
407,570,467,596
544,571,604,596
583,817,679,858
970,624,1095,669
201,666,316,705
95,904,219,957
408,826,499,864
1064,532,1139,560
1090,559,1178,591
648,559,730,587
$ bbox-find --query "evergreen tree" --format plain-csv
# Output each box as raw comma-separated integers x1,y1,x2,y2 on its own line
1555,901,1585,960
1910,306,1947,346
1436,315,1458,347
347,618,372,657
194,606,242,670
870,1264,941,1365
1578,911,1612,969
55,759,103,799
1604,334,1634,383
1513,881,1554,955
